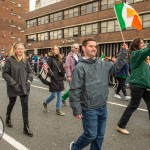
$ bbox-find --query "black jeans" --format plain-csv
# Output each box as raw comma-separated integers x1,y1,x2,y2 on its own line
118,85,150,128
6,95,29,123
116,77,127,96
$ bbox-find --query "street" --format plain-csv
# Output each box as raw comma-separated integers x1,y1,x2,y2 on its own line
0,71,149,150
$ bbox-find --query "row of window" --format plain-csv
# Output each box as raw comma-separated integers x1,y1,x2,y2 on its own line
27,13,150,42
26,0,144,28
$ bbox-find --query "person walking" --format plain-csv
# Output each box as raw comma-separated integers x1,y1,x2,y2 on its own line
62,43,81,105
117,38,150,135
3,42,33,137
69,37,128,150
114,60,131,100
42,45,65,116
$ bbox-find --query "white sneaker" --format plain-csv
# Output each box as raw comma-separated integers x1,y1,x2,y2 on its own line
125,96,131,101
114,94,121,99
70,141,74,150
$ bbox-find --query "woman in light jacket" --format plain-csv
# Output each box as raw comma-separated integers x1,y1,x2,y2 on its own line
3,42,33,137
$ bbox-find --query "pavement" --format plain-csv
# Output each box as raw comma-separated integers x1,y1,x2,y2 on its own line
0,71,150,150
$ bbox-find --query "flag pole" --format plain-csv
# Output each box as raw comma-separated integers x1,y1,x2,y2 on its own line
113,4,125,44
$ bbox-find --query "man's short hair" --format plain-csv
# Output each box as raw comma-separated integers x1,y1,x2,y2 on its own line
82,37,96,47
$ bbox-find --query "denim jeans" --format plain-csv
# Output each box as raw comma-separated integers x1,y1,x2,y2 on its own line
7,95,29,123
72,106,108,150
118,85,150,128
44,91,62,109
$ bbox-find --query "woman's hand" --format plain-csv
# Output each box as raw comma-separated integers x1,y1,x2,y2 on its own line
122,43,128,50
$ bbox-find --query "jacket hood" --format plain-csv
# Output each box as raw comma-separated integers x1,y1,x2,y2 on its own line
79,57,97,64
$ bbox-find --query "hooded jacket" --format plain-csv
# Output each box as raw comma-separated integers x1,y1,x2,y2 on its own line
69,58,114,116
2,56,33,97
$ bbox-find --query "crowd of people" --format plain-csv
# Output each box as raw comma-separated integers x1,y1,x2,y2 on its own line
1,37,150,150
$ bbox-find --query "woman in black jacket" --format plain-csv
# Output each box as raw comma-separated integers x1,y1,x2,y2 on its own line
42,45,65,116
3,42,33,137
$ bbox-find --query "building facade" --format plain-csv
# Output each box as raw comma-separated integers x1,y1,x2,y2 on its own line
25,0,150,57
0,0,29,56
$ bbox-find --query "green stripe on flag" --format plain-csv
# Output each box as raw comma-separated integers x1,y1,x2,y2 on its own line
114,3,126,30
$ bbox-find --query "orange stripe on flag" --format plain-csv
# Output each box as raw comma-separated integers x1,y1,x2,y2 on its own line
132,15,142,30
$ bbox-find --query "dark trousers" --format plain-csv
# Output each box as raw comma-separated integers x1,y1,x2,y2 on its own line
116,77,127,96
118,85,150,128
34,63,37,73
6,95,29,123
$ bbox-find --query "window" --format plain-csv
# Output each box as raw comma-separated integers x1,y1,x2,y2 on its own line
64,27,79,38
18,15,21,19
81,23,98,36
50,12,63,22
18,3,21,7
101,22,107,33
27,34,36,42
27,19,37,28
18,38,21,41
38,32,48,41
108,20,114,32
50,30,62,40
64,7,79,19
114,20,120,31
81,2,98,15
18,26,21,30
143,14,150,28
101,0,121,10
38,15,49,25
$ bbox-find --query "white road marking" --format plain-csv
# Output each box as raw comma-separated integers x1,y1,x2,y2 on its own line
31,85,48,90
3,133,29,150
108,101,148,112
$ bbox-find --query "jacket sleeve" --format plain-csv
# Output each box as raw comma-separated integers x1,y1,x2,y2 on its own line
27,61,33,82
2,59,17,86
65,55,72,77
69,66,84,116
115,48,127,72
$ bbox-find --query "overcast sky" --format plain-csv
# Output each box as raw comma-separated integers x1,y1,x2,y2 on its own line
29,0,36,11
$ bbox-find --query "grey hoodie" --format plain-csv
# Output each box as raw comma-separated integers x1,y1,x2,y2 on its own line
69,48,127,116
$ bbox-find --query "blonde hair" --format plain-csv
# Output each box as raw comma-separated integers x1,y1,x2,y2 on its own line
49,45,62,62
10,42,26,63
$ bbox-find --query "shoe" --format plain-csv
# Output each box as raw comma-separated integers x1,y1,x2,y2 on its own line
117,126,129,135
43,102,47,111
23,123,33,137
6,115,13,128
70,141,74,150
125,96,131,101
114,94,121,99
56,109,65,116
62,100,67,106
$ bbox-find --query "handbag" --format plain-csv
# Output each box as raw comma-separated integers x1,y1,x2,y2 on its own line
38,63,53,85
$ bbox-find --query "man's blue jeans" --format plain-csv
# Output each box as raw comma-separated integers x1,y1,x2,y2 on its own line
44,92,62,109
72,106,108,150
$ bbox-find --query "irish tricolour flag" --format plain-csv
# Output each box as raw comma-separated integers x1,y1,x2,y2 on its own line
114,3,142,30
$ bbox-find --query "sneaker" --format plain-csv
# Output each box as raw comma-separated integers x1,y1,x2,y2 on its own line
125,96,131,101
117,126,129,135
70,141,74,150
62,100,67,106
56,109,65,116
43,103,47,111
114,94,121,99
